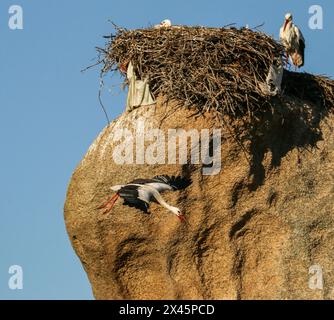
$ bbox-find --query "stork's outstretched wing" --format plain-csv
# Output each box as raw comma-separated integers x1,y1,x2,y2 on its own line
128,175,192,193
127,178,173,193
118,185,150,213
123,198,149,213
152,175,192,191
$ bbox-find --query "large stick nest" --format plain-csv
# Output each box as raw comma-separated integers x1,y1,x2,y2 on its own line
98,26,334,118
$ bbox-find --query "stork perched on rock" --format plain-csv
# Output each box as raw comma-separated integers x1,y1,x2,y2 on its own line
98,175,191,222
279,13,305,69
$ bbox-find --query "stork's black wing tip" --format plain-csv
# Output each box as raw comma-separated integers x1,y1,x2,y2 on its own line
153,175,192,190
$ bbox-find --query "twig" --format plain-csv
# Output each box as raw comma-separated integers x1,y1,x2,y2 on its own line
98,77,110,125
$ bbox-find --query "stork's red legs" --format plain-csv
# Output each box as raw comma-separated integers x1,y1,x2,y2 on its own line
98,193,120,214
98,193,118,209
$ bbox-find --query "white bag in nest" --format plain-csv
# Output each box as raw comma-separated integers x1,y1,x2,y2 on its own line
260,57,283,96
126,62,156,112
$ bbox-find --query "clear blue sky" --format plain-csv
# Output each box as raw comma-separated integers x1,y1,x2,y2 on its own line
0,0,333,300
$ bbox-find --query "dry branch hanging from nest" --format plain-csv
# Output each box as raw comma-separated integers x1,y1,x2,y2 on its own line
98,26,334,118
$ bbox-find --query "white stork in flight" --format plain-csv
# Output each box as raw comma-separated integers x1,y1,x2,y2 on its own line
279,13,305,69
98,175,191,222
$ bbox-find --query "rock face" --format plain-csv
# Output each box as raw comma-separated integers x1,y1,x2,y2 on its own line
64,97,334,300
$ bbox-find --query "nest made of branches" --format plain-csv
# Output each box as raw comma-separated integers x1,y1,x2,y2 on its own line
98,25,334,119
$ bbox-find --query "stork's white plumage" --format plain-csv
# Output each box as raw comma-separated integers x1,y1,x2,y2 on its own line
98,175,191,222
154,19,172,29
279,13,305,68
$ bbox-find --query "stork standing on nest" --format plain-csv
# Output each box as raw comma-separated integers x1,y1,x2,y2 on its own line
154,19,172,29
279,13,305,69
98,175,191,222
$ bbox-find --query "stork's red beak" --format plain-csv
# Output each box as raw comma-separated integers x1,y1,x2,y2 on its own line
283,19,289,32
177,214,186,222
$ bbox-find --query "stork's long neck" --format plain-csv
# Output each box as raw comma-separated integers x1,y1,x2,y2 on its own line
145,186,177,213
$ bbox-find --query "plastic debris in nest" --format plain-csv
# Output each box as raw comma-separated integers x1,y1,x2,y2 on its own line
259,56,284,96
